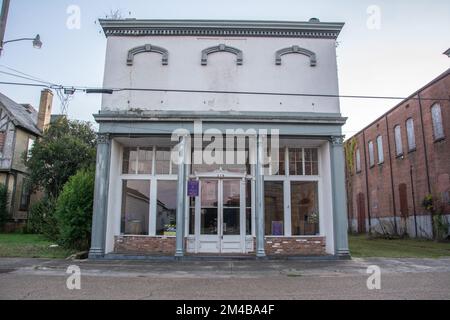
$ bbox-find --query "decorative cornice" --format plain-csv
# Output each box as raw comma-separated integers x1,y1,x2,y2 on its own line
276,46,317,66
201,44,243,66
95,110,347,125
99,19,345,39
127,44,169,66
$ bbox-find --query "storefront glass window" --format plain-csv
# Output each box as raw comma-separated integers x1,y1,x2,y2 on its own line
121,180,150,235
264,181,284,236
291,181,319,236
156,181,177,236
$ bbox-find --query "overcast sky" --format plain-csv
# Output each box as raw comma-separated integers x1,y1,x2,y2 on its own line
0,0,449,136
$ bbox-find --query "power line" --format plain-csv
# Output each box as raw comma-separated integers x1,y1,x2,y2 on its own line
0,70,55,85
0,64,56,85
0,80,449,102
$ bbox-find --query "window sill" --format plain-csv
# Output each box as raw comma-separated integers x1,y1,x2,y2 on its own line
395,153,404,159
434,137,445,143
408,148,416,154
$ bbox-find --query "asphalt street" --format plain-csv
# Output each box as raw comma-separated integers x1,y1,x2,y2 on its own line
0,257,449,300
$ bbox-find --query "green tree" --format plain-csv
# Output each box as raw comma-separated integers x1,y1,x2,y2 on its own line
55,168,95,250
25,118,96,198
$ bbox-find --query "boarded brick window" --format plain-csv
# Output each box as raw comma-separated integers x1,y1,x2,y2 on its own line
355,148,361,173
376,135,384,164
431,103,445,140
368,141,375,167
406,118,416,151
394,125,403,156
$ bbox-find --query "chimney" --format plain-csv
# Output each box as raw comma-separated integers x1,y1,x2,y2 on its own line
37,89,53,131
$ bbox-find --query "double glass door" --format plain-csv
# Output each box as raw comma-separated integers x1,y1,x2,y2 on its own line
197,179,245,253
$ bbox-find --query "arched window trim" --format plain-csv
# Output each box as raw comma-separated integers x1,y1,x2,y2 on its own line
275,45,317,67
201,44,243,66
127,44,169,66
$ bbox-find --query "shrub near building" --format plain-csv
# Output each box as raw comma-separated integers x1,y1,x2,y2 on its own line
55,168,95,251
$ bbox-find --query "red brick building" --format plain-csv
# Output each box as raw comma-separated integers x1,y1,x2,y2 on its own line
345,68,450,238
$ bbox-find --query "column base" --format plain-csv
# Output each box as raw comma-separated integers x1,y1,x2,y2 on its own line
336,249,351,260
88,248,105,259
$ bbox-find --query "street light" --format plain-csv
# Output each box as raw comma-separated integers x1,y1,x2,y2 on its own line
0,34,42,54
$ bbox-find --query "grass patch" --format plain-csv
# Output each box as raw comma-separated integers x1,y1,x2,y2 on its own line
349,235,450,259
0,234,75,259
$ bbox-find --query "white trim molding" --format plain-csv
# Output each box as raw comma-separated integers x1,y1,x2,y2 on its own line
276,46,317,67
127,44,169,66
201,44,243,66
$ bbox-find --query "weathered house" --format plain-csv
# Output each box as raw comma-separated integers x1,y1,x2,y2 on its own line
0,89,53,230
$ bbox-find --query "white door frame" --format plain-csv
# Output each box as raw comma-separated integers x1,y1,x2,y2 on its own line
193,169,248,254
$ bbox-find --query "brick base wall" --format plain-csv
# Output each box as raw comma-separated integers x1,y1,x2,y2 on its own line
264,237,326,256
114,236,176,255
114,236,327,256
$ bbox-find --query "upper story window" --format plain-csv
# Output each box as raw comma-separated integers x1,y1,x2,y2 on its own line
431,103,445,141
406,118,416,151
355,148,361,173
368,141,375,167
376,135,384,164
394,125,403,156
26,138,35,160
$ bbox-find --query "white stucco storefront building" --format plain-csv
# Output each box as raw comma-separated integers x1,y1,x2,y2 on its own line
89,19,350,259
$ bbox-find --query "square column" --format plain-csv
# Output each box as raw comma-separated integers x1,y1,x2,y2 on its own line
89,134,111,259
255,134,266,258
330,136,351,258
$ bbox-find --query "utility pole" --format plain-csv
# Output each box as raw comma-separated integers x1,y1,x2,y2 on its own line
0,0,11,56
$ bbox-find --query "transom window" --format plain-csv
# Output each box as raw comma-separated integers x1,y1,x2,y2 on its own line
269,148,319,176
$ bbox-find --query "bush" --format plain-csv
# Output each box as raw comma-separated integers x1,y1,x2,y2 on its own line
0,183,9,229
27,196,59,241
55,168,95,250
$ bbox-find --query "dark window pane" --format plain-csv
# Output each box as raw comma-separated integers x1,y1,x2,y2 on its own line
121,180,150,235
291,181,319,236
156,181,177,236
264,181,284,235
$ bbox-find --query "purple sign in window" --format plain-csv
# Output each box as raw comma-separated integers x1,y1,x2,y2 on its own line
187,180,199,197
